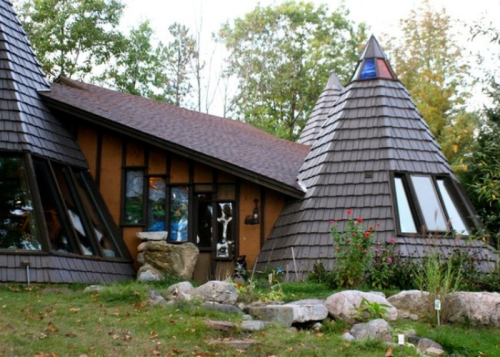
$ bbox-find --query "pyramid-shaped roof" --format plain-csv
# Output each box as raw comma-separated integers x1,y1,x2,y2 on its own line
0,0,134,283
0,0,86,167
297,72,343,146
257,36,494,277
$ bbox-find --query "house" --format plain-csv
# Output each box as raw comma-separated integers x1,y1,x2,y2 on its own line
257,36,496,277
0,0,134,283
0,0,495,283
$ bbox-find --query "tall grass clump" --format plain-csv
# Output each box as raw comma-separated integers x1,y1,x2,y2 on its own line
414,250,463,324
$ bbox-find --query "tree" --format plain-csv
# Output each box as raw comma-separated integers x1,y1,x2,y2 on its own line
458,22,500,240
15,0,124,80
385,0,477,165
97,21,168,101
219,1,366,141
164,23,197,107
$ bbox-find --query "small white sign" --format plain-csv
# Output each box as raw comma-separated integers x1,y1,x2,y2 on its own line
434,299,441,311
398,334,405,345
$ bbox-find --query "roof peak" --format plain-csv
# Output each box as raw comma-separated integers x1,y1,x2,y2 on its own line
350,35,397,82
360,35,387,60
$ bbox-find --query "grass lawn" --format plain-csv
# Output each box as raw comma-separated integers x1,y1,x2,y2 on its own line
0,281,498,356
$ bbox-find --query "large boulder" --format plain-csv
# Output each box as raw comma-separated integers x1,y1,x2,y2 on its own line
248,305,295,327
285,299,329,323
387,290,429,320
140,241,199,280
447,292,500,326
325,290,397,324
350,319,391,340
189,281,238,305
137,263,163,282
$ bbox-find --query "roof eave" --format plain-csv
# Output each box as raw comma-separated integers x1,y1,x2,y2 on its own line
40,95,305,199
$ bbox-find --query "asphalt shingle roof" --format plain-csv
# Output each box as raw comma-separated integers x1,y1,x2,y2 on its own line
297,72,343,146
0,0,87,167
40,78,309,196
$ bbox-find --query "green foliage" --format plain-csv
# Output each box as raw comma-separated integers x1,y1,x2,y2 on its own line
15,0,125,80
385,0,477,165
164,22,197,107
458,107,500,239
414,250,462,325
97,20,168,101
353,297,391,322
330,211,374,288
219,0,366,140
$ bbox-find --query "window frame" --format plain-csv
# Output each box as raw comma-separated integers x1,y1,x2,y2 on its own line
391,172,473,236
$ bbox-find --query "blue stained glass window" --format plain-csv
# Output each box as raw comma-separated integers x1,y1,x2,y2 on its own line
360,58,377,79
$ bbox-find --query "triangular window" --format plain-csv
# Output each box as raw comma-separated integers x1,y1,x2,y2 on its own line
377,59,393,79
360,58,377,79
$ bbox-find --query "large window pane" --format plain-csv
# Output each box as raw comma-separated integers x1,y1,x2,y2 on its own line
437,180,469,235
411,175,447,232
124,170,144,225
394,177,417,233
74,172,120,258
53,166,96,256
33,159,75,253
196,193,213,248
147,177,166,232
0,156,40,250
169,187,189,242
216,202,234,259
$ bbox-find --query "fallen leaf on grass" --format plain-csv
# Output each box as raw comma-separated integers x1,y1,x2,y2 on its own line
149,331,159,339
111,334,119,340
38,333,47,340
385,347,393,357
47,322,58,333
69,307,79,313
64,332,77,338
316,333,323,338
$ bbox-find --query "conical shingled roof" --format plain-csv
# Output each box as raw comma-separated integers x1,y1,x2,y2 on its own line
0,0,86,167
297,72,343,146
257,36,493,277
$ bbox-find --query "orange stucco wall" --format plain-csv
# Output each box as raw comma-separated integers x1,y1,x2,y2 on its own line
76,126,98,177
76,124,288,275
238,181,261,269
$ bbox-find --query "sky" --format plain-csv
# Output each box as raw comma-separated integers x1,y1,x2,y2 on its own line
120,0,500,115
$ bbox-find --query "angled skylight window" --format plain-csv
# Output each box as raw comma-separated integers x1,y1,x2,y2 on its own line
436,179,469,235
411,175,448,231
394,177,417,233
393,173,472,235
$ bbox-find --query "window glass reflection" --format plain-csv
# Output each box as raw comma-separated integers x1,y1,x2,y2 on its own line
124,170,144,225
196,193,212,248
169,187,189,241
53,166,96,256
0,156,40,250
394,177,417,233
33,159,75,253
74,173,119,258
437,180,469,235
411,175,447,232
147,177,166,232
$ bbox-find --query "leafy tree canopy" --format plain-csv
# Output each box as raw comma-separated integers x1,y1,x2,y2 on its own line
15,0,125,80
385,0,477,165
219,1,367,141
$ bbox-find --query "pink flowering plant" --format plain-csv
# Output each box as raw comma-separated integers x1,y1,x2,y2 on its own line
367,237,397,289
329,210,374,288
